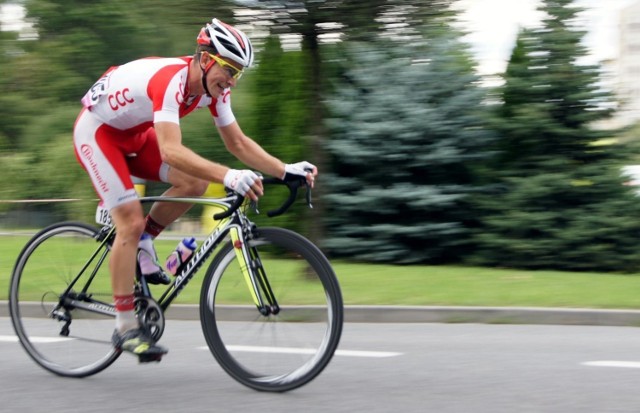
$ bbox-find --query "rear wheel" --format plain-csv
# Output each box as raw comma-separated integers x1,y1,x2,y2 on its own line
200,227,343,392
9,222,120,377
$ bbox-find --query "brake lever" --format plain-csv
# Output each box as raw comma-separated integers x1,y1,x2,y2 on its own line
305,183,313,209
303,167,314,209
250,199,260,214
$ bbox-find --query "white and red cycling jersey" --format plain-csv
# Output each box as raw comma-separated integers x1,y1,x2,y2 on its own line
74,56,235,210
80,56,235,129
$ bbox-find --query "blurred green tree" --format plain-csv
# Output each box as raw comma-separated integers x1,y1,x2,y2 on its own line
0,28,32,151
239,35,313,231
472,0,640,271
245,36,309,160
19,0,161,102
323,29,496,263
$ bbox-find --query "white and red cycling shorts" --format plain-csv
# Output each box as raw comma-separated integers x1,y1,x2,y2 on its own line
73,108,170,210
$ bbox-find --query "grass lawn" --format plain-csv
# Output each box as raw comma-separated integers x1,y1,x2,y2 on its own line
2,232,640,309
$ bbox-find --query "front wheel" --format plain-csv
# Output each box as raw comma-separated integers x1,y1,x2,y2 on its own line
200,227,343,392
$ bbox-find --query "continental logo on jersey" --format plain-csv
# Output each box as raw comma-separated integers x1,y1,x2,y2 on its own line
81,144,109,193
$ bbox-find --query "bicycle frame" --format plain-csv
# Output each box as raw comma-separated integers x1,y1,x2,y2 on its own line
58,173,313,326
59,194,271,321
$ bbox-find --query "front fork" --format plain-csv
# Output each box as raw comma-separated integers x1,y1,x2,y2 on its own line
229,226,279,316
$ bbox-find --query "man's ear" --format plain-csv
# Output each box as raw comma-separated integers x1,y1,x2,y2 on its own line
197,51,208,67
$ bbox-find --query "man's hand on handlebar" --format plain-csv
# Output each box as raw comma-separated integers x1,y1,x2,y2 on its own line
223,169,264,201
283,161,317,188
216,169,314,220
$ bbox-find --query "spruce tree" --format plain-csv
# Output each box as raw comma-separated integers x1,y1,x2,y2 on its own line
473,0,640,271
323,35,495,264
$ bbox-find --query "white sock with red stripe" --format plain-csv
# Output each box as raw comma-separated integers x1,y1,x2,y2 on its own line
114,294,138,334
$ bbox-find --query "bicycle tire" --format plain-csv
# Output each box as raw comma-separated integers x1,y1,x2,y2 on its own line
200,227,343,392
9,222,120,377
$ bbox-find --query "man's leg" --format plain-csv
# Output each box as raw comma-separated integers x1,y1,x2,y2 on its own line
109,200,146,333
128,128,208,282
144,167,210,232
109,200,167,360
135,169,209,284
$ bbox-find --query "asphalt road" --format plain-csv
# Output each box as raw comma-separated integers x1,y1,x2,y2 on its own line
3,318,640,413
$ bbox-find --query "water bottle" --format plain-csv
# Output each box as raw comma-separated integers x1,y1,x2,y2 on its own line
165,237,197,275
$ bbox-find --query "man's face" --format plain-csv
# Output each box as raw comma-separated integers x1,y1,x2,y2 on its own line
202,53,243,97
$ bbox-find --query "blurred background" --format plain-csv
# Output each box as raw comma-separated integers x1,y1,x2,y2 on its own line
2,0,640,273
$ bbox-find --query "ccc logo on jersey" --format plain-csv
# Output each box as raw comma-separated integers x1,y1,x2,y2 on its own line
108,88,134,111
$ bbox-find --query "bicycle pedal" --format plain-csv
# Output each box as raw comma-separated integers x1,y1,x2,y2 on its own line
140,271,171,285
138,353,164,363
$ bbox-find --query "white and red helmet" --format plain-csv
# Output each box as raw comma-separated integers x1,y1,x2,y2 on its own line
197,18,254,68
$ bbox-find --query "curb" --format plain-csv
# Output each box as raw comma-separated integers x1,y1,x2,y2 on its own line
2,301,640,326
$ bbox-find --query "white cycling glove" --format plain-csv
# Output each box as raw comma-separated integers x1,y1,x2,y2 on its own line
283,161,316,180
223,169,261,196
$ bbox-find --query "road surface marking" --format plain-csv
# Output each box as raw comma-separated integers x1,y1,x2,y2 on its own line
0,335,72,343
3,335,402,357
198,345,402,358
583,361,640,369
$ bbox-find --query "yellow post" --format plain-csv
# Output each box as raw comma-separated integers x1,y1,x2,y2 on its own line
202,183,227,234
132,176,146,197
134,184,146,197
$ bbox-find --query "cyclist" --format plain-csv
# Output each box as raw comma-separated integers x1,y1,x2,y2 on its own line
73,18,317,362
